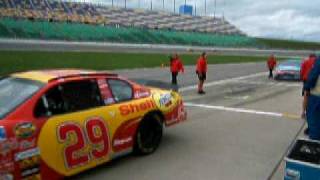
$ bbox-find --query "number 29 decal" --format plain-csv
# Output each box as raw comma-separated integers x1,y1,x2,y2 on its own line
57,117,110,169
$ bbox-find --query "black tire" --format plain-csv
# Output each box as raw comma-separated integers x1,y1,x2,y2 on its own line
134,113,163,155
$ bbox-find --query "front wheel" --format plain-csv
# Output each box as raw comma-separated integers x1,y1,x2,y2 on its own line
134,114,163,155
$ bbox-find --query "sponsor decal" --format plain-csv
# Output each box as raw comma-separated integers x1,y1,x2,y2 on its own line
113,137,133,147
152,92,177,113
22,173,41,180
15,148,41,179
0,139,16,174
0,127,7,141
112,118,140,152
0,138,18,156
23,174,41,180
18,139,36,150
0,173,13,180
98,79,115,105
119,100,156,116
159,93,172,107
15,148,40,162
14,123,36,139
21,167,40,177
0,160,14,174
134,91,151,99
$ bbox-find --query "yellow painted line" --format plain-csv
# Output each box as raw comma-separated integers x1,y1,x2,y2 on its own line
282,113,301,120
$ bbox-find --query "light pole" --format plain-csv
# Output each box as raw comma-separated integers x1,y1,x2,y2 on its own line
125,0,127,8
174,0,175,13
194,1,197,16
214,0,216,19
163,0,165,10
205,0,207,16
223,0,226,20
112,0,113,7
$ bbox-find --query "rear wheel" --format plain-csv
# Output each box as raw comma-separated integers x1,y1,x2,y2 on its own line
134,113,163,155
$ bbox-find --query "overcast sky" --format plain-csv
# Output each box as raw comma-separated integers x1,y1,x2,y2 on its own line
76,0,320,42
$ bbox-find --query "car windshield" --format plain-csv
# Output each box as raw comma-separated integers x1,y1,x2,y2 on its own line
280,61,301,67
0,77,43,119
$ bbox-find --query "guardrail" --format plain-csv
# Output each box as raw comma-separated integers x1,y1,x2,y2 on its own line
0,38,318,57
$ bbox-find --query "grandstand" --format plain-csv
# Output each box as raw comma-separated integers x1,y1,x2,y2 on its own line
0,0,258,48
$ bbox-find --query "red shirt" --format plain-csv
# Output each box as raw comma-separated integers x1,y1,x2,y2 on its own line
196,57,207,73
267,56,277,69
301,57,316,81
170,58,184,73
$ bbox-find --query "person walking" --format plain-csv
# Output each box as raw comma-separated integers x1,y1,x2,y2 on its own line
304,55,320,140
196,52,207,94
300,54,317,135
170,54,184,86
267,54,277,78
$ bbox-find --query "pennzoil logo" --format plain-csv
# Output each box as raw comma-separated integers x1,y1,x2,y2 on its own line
152,92,176,113
14,123,36,139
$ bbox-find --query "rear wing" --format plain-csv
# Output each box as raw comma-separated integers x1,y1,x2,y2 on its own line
49,72,118,82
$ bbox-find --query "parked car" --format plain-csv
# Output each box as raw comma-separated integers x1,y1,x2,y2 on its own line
0,69,187,180
274,60,302,81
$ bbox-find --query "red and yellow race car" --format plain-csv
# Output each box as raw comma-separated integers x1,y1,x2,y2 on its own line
0,69,187,180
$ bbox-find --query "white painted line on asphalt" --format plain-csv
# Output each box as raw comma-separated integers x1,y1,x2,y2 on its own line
185,102,300,119
237,80,301,87
180,72,267,92
224,95,250,100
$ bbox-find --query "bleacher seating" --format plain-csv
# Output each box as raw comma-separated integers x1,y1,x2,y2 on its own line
0,17,259,48
0,0,105,24
0,0,243,35
95,7,242,34
0,1,258,47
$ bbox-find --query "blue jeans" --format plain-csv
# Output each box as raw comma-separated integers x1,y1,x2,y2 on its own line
307,95,320,140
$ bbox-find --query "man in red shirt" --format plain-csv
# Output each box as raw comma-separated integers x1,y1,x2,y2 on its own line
267,54,277,78
170,54,184,86
301,54,317,118
196,52,208,94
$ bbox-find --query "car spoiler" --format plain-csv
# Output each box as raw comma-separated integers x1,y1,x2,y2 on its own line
49,72,118,82
131,79,178,91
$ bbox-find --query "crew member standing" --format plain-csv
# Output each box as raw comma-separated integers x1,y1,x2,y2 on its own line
301,54,317,135
170,54,184,86
304,56,320,140
267,54,277,78
196,52,208,94
301,54,317,116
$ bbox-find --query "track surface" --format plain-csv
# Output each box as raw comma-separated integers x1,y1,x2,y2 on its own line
70,62,303,180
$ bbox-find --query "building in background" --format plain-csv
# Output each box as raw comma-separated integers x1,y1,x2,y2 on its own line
179,5,193,16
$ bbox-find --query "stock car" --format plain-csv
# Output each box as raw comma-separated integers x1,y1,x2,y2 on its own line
274,60,302,81
0,69,187,180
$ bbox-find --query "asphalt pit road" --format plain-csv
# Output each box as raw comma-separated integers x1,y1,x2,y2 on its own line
224,84,256,96
223,84,256,101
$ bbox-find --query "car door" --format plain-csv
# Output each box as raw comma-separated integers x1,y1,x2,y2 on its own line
34,79,113,177
104,78,157,155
